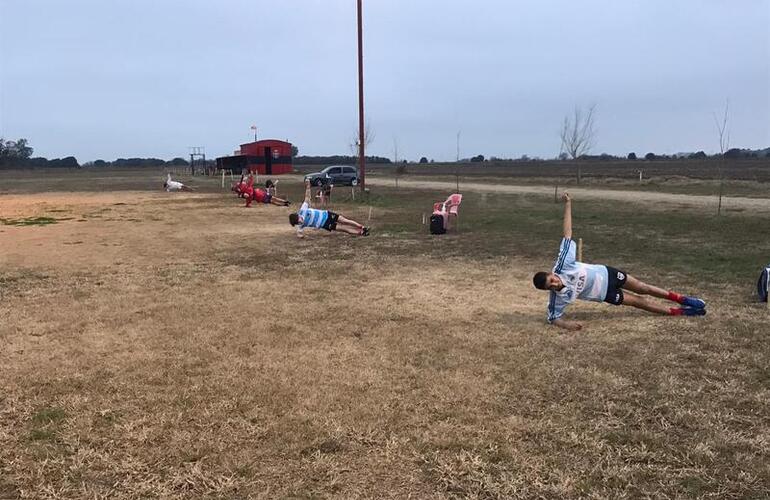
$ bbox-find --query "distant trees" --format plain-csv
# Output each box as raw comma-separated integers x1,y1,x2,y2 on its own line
0,139,199,170
691,151,707,159
0,137,82,169
0,138,34,165
294,155,391,165
291,145,299,157
419,157,428,164
645,153,656,161
470,154,485,162
48,157,79,169
627,152,637,160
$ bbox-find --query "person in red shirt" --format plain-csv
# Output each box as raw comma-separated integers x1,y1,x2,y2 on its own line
231,175,248,197
242,175,290,207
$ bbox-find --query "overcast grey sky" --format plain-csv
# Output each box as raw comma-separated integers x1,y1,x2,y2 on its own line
1,0,768,162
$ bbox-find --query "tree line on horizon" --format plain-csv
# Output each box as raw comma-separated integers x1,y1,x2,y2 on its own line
1,137,768,171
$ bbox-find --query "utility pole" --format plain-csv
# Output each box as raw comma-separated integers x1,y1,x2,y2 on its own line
455,131,461,193
456,130,461,162
357,0,366,189
393,137,399,164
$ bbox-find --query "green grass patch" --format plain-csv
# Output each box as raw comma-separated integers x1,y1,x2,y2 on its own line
31,407,67,425
28,429,56,442
1,216,62,226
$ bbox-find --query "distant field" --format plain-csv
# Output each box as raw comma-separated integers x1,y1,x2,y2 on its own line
310,158,770,198
1,169,769,498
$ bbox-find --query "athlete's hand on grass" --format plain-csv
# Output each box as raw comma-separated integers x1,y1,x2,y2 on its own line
561,192,571,203
553,318,582,332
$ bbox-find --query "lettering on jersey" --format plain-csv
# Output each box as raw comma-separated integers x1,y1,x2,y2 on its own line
617,271,626,281
576,273,586,293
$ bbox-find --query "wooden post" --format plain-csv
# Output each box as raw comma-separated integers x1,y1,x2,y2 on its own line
578,238,583,261
766,269,769,310
422,213,426,225
554,185,558,203
368,206,372,221
221,170,225,188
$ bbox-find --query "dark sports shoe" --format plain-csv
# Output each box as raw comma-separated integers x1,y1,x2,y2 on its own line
362,226,370,236
682,296,706,309
682,307,707,317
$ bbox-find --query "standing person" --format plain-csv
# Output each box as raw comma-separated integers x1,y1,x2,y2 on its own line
316,182,333,208
265,179,278,196
164,173,194,192
289,180,370,238
532,193,706,331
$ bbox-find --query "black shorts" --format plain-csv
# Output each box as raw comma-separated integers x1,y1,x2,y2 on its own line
604,266,628,305
321,211,340,231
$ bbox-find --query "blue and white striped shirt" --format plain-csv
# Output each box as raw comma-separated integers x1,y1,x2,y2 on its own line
547,238,609,322
296,202,328,235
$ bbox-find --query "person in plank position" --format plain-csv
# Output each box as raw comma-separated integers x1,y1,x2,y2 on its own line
231,175,247,197
164,173,194,192
532,193,706,331
289,179,370,238
241,175,291,207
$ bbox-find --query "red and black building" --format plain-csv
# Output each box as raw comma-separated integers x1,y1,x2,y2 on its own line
216,139,293,175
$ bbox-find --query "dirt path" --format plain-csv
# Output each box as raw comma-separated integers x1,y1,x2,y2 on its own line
367,177,770,214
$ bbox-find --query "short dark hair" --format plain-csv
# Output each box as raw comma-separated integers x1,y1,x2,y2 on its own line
265,179,274,188
533,272,549,290
289,213,299,226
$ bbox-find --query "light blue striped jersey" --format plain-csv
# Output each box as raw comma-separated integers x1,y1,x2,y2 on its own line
547,238,609,322
297,202,328,233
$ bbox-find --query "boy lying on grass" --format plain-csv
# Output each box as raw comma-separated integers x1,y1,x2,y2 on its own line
163,173,194,192
533,193,706,331
289,180,370,238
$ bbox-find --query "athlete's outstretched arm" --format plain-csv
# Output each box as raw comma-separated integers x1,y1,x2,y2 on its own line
303,179,312,204
552,317,582,331
562,192,572,240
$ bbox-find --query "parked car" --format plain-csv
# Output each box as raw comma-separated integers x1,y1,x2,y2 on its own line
304,165,359,186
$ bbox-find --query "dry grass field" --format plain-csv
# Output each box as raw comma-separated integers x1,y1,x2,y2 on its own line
2,168,770,498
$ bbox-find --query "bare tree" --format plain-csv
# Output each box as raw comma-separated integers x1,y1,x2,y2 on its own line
350,119,375,158
560,104,597,184
713,99,730,216
714,99,730,157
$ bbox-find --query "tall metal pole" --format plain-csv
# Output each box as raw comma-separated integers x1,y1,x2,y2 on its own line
357,0,366,189
456,130,461,162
